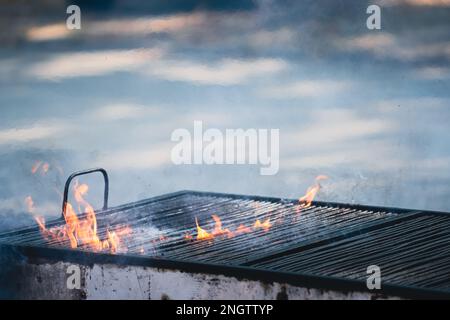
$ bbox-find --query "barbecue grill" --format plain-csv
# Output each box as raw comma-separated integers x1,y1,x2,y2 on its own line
1,168,449,300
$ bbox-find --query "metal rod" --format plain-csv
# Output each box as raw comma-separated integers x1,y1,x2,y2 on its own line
62,168,109,218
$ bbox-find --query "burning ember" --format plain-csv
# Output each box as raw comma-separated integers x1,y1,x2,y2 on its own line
26,181,132,254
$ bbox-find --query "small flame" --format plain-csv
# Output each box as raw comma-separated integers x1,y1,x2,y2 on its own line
31,161,50,175
106,230,120,253
211,214,233,238
25,196,35,213
299,175,328,208
254,218,272,232
31,161,42,174
63,202,81,249
73,180,90,213
236,224,252,234
25,196,57,242
34,216,47,232
193,214,272,242
195,217,213,240
42,162,50,173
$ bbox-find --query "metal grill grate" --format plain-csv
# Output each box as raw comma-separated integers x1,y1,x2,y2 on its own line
0,190,449,297
251,213,450,292
0,192,412,263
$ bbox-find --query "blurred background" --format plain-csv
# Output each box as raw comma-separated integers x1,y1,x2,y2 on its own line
0,0,449,231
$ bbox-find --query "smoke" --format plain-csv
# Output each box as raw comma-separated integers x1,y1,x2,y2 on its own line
1,0,450,238
0,148,69,232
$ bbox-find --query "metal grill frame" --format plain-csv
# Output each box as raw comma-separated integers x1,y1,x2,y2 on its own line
1,189,450,299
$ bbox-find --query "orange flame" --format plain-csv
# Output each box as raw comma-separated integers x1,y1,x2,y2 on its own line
195,217,213,240
34,216,47,233
299,175,328,208
106,230,120,253
25,196,57,242
194,214,272,241
31,161,50,175
211,214,233,238
42,162,50,173
25,196,35,213
254,218,272,232
236,224,252,234
26,182,132,254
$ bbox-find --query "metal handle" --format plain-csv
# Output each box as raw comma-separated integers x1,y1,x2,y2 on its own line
62,168,109,218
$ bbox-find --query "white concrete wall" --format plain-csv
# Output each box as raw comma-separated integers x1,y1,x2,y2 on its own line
13,261,400,300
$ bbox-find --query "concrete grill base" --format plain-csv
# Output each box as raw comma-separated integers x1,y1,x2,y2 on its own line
7,262,402,300
0,244,399,300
